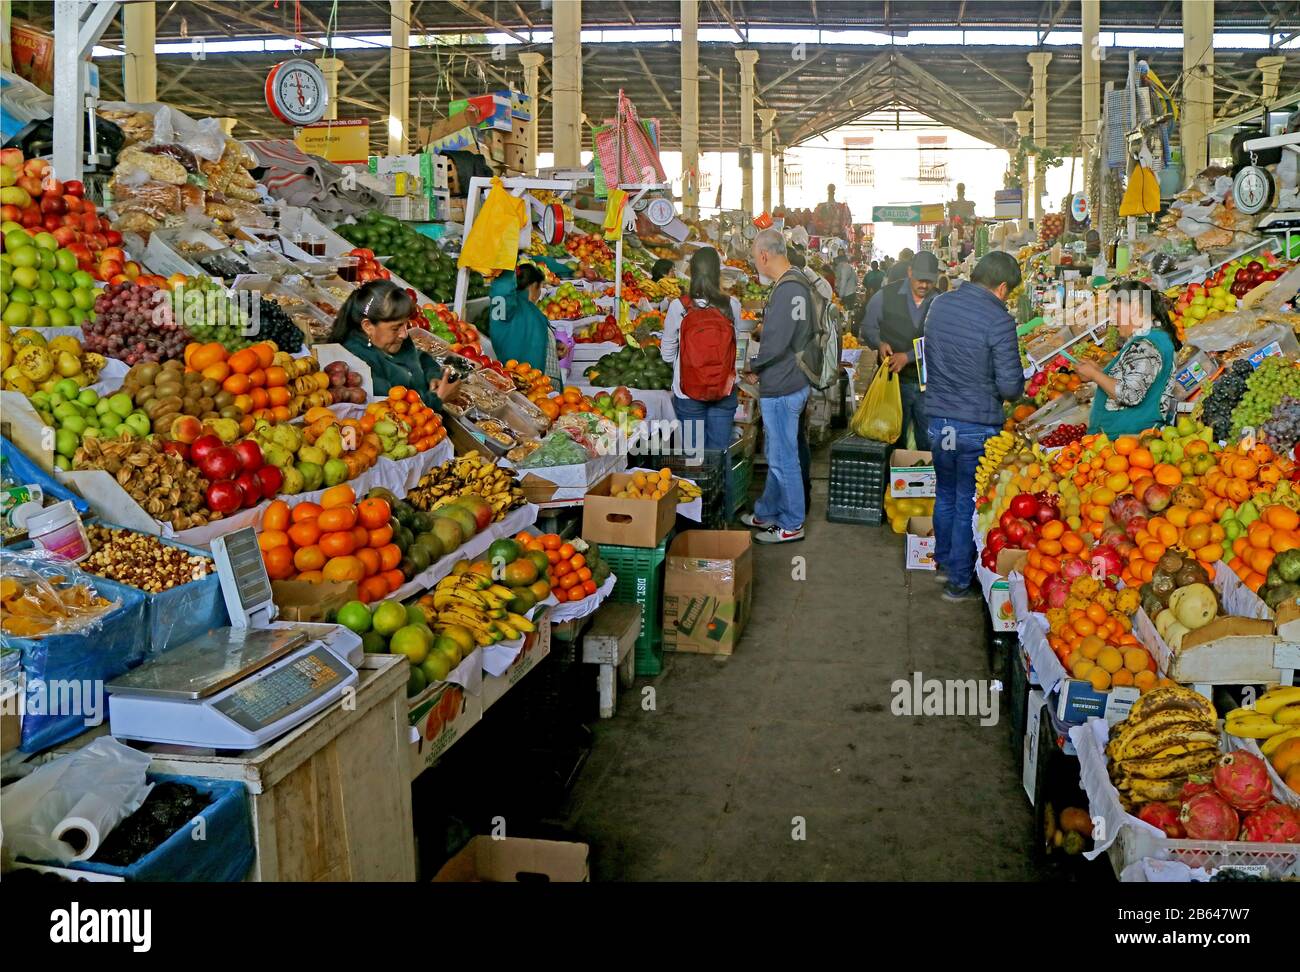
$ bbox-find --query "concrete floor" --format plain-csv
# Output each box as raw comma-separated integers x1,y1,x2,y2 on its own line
559,448,1047,881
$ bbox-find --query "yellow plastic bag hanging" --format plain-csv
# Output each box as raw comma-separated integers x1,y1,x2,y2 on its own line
1118,164,1161,216
459,178,528,275
851,360,902,443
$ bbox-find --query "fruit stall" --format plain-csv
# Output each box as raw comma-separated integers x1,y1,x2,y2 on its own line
0,84,760,884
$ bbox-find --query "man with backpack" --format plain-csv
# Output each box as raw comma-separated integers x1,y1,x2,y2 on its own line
739,229,840,544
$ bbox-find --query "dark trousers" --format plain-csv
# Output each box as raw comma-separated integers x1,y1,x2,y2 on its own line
798,408,812,515
894,379,930,452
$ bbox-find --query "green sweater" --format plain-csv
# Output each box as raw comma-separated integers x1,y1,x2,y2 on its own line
485,272,552,372
342,331,447,411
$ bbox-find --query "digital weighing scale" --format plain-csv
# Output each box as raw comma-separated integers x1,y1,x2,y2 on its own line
106,527,362,750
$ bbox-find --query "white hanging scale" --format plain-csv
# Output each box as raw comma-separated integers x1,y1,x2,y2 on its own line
265,59,329,126
1233,156,1274,216
106,527,361,750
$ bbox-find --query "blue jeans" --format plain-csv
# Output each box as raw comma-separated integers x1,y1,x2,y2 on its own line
672,391,738,453
928,417,1001,591
755,387,810,531
897,380,930,452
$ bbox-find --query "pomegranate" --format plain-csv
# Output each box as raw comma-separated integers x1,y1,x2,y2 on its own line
1179,791,1239,841
1008,493,1040,520
1212,752,1274,812
1238,802,1300,843
1137,801,1185,839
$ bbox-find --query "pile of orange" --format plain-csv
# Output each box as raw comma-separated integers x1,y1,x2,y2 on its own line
1227,504,1300,592
1020,520,1089,603
363,387,446,452
258,486,407,602
1203,443,1289,505
505,360,554,399
513,531,597,603
1046,596,1158,694
185,340,296,424
1124,505,1227,587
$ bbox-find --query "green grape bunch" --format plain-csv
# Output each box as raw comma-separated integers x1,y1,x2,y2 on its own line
1229,356,1300,437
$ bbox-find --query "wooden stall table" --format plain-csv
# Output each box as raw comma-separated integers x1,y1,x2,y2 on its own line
52,655,415,882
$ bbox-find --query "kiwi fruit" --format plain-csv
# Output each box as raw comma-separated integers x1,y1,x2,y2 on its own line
135,362,161,385
154,381,182,400
183,372,203,387
200,378,220,397
196,396,214,414
133,385,156,406
219,405,242,419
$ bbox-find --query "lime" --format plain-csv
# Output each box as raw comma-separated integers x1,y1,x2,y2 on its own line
420,652,451,684
360,630,387,653
487,538,520,565
389,625,430,665
406,603,427,627
336,599,372,634
407,667,427,697
371,599,408,637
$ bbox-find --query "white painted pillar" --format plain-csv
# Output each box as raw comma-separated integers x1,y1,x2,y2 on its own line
1256,55,1285,103
735,49,758,216
388,0,411,155
777,146,786,208
1081,0,1100,189
1013,110,1033,224
552,0,583,168
680,0,700,216
124,1,157,104
1027,51,1052,224
317,56,342,121
519,52,544,174
758,108,776,214
1181,0,1214,183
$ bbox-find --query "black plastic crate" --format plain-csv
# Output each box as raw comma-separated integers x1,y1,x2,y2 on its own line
826,434,890,525
633,447,728,529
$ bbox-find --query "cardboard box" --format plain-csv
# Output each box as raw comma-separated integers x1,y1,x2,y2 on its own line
988,549,1028,632
272,579,358,622
427,126,479,156
662,530,753,656
507,116,529,146
582,472,678,548
1055,680,1139,727
433,836,589,882
503,142,528,174
419,107,484,146
482,617,551,710
890,449,935,498
410,680,481,778
905,515,936,570
481,129,507,163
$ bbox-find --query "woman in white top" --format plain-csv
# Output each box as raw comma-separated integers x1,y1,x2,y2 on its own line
660,246,743,454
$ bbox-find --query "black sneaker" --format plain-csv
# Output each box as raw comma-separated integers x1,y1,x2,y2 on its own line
941,582,981,602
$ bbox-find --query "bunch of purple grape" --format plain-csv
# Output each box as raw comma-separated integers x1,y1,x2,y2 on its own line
1260,395,1300,451
1040,422,1085,447
83,282,192,364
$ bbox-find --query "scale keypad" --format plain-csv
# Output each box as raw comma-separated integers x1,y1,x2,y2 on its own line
214,650,348,732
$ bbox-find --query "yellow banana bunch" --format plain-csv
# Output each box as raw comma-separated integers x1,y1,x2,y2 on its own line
1224,710,1290,739
975,430,1016,495
1255,686,1300,716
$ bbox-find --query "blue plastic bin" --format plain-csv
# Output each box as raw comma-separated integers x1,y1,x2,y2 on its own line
67,775,254,882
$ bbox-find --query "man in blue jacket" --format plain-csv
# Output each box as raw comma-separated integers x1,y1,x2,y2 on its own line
922,251,1025,601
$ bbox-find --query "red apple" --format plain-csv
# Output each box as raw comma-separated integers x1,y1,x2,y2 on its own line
0,203,19,222
15,174,43,197
190,434,223,466
39,194,65,215
19,208,42,228
233,439,263,473
22,158,47,178
0,147,23,170
41,214,61,232
104,229,123,246
234,471,262,509
63,196,83,214
205,480,243,515
170,415,203,444
62,179,84,197
161,439,191,461
254,464,283,498
199,447,240,482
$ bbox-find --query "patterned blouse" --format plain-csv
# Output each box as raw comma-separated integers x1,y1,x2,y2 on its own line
1101,337,1175,416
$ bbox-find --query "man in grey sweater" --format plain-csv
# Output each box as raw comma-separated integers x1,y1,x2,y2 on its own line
740,228,811,543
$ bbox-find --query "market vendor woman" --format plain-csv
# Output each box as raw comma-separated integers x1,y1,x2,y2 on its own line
329,280,460,410
1075,280,1178,437
486,262,561,385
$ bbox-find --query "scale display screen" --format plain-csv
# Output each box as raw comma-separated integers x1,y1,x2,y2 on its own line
213,649,350,732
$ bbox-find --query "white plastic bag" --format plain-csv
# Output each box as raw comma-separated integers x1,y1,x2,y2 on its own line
0,736,153,863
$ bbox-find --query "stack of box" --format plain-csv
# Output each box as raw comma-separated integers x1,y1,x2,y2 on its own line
445,90,533,175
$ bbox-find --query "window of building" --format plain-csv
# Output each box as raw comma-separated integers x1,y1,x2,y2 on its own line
917,135,948,184
845,136,874,187
783,163,803,189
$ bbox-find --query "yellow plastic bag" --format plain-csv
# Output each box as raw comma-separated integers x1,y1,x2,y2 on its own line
851,360,902,443
458,178,528,275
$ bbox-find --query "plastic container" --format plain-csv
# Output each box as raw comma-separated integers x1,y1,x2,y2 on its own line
26,500,91,563
827,434,890,525
599,535,671,676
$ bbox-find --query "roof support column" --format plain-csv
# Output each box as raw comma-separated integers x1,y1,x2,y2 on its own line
1080,0,1100,190
758,108,776,214
552,0,583,168
1027,51,1052,225
1256,54,1285,103
519,52,544,173
735,49,759,216
777,145,786,208
317,56,342,121
1181,0,1213,185
123,0,156,103
680,0,700,216
387,0,410,155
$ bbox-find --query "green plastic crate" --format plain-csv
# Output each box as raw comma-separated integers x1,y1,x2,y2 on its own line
598,534,671,676
728,457,754,518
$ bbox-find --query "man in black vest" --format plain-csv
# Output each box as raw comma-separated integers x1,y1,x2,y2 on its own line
859,250,939,450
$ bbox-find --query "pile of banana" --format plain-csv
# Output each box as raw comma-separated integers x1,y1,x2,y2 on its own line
671,476,702,501
1224,687,1300,757
1105,685,1220,810
407,450,526,517
641,275,682,299
527,232,547,256
975,430,1019,495
419,571,536,645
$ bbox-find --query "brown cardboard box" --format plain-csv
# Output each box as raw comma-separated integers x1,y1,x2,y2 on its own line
504,142,528,174
662,530,753,656
582,473,678,548
481,129,507,163
272,579,358,622
419,106,484,146
433,836,589,882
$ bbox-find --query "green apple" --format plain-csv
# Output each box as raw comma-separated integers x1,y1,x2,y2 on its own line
77,388,98,407
54,427,79,458
54,377,80,399
99,411,122,432
124,412,151,438
108,392,134,418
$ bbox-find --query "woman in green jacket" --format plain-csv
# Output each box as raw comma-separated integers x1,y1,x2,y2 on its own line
328,280,461,410
1075,280,1178,437
486,263,560,384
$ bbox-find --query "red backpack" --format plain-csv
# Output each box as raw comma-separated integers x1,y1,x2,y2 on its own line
677,297,737,401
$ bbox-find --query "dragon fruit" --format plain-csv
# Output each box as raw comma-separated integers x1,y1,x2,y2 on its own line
1179,791,1240,841
1044,575,1072,609
1213,752,1274,812
1109,494,1146,526
1060,557,1091,582
1138,801,1185,838
1180,775,1215,800
1238,802,1300,843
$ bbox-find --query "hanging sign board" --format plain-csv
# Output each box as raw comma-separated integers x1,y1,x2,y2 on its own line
872,205,922,224
919,204,946,224
295,120,370,164
1070,192,1091,222
994,189,1024,220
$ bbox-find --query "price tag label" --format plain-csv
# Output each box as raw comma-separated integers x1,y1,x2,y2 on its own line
1273,642,1300,670
1216,864,1268,879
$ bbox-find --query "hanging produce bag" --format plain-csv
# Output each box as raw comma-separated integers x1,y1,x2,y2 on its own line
458,177,527,275
592,91,666,190
851,360,903,443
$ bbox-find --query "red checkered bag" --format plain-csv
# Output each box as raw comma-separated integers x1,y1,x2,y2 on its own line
593,91,666,187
